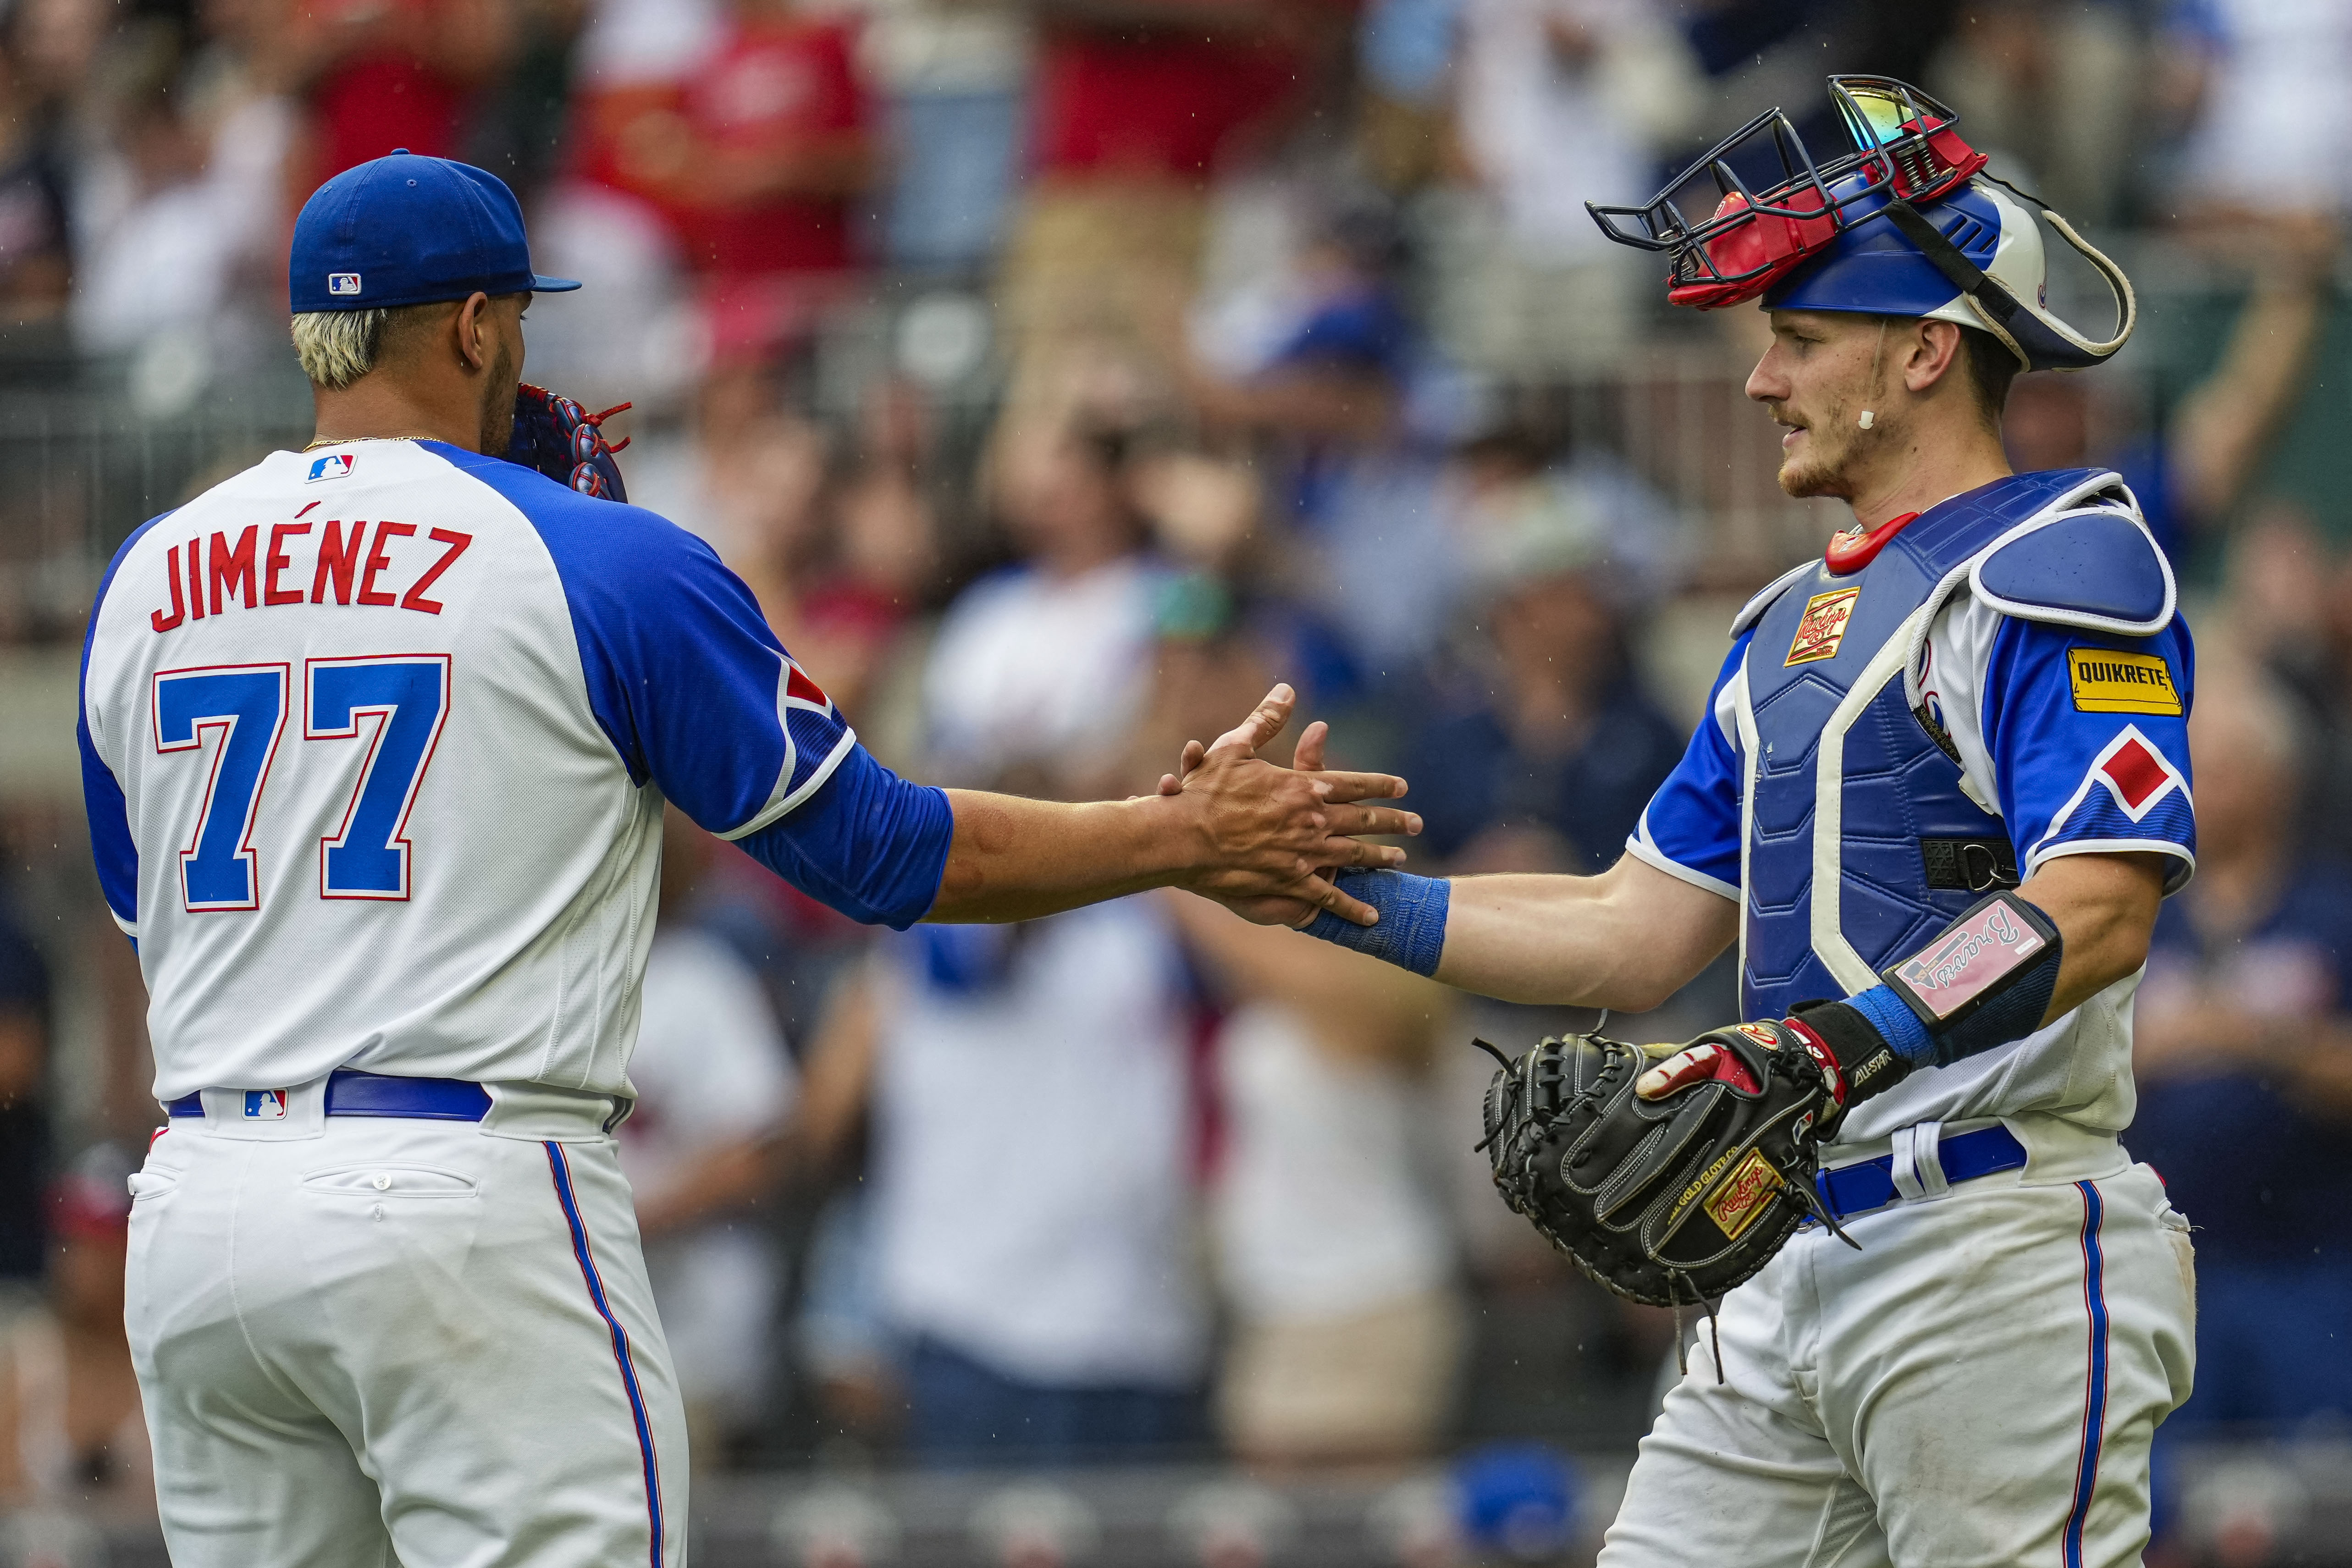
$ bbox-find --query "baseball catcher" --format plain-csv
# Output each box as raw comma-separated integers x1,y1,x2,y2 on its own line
1196,76,2198,1567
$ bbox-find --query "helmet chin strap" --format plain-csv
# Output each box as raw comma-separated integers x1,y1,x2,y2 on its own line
1880,181,2137,370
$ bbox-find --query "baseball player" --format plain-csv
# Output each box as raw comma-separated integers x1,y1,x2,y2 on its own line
77,153,1417,1567
1276,79,2197,1564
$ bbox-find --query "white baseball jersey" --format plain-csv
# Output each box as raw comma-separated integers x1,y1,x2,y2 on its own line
80,438,952,1101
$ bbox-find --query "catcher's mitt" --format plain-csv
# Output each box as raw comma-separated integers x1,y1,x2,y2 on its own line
1478,1020,1854,1312
510,383,632,501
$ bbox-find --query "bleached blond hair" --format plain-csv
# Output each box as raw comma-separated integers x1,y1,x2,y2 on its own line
290,304,441,390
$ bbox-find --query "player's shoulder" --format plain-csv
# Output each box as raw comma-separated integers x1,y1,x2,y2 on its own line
1966,468,2175,637
416,440,725,588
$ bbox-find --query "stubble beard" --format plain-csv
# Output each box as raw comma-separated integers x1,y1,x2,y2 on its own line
1775,395,1861,501
478,338,519,458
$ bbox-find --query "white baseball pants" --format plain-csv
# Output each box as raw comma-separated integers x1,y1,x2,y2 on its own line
125,1080,687,1568
1597,1116,2196,1568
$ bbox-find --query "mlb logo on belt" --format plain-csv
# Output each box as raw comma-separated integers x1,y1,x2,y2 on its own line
327,272,362,296
308,453,353,482
243,1089,289,1120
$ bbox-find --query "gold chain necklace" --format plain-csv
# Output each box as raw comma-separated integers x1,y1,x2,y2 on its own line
302,434,435,452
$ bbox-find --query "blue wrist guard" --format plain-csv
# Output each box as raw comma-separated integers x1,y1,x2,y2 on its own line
1298,869,1450,977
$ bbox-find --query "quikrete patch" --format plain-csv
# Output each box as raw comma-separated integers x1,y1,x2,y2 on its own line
2066,648,2183,715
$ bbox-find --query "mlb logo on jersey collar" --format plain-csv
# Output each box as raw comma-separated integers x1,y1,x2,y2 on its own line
308,453,354,483
244,1089,289,1120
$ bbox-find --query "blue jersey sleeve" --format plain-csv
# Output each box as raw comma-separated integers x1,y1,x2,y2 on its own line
1625,632,1749,900
79,510,177,944
435,445,953,928
1982,614,2196,890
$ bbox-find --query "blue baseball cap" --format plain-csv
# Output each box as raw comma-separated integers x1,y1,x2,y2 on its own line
288,150,580,315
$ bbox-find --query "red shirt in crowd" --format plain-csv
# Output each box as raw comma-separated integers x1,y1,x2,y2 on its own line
1031,5,1338,183
670,14,871,276
299,0,496,179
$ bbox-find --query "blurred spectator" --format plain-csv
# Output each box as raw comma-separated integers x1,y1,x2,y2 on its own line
1175,205,1456,686
0,44,70,326
2003,211,2341,559
1191,920,1462,1467
592,0,876,336
459,0,591,205
1926,0,2138,226
0,1145,149,1510
0,888,50,1296
998,0,1338,410
850,897,1207,1467
1433,0,1698,376
71,20,299,364
1399,434,1684,872
852,0,1030,271
785,407,1206,1464
1355,0,1459,192
71,80,239,357
1168,753,1464,1466
2129,663,2352,1439
2167,0,2352,220
624,356,832,617
922,418,1165,794
777,377,942,739
618,810,797,1466
289,0,513,180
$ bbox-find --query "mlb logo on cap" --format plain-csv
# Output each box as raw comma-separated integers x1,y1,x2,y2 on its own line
244,1090,289,1121
288,151,580,315
308,453,353,482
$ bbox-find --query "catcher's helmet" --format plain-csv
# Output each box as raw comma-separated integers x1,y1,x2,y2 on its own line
1588,77,2134,372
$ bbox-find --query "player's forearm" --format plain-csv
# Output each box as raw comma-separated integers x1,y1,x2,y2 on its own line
926,790,1198,923
1435,862,1739,1008
2015,850,2165,1025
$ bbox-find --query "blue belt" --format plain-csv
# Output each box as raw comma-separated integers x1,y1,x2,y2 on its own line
1814,1124,2027,1223
165,1070,491,1122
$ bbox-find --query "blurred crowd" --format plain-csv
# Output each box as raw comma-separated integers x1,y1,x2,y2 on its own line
2,0,2352,1560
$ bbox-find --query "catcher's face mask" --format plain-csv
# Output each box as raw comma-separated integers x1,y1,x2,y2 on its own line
1587,76,2136,371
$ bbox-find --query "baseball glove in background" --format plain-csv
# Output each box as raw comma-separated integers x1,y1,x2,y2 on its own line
509,383,631,501
1478,1021,1853,1313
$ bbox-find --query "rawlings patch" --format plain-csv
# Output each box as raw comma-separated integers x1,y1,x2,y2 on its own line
1785,587,1861,666
1703,1149,1782,1241
2067,648,2181,715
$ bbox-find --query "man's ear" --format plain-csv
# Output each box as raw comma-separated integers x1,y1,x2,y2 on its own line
1902,319,1966,396
451,291,493,373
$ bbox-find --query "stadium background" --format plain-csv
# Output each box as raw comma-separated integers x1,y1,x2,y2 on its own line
1,0,2350,1562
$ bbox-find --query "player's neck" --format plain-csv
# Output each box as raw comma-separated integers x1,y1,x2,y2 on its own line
310,375,486,453
1839,417,2012,530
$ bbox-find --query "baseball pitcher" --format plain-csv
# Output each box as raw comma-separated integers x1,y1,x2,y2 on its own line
78,153,1417,1566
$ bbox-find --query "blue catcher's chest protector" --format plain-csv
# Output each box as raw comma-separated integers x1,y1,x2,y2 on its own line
1734,468,2145,1023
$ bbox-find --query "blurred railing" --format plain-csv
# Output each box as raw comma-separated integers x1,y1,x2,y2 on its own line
9,1441,2349,1568
0,239,2241,646
0,339,1846,645
0,368,315,644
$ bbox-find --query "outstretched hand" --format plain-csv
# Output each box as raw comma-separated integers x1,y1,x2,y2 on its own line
1161,691,1416,927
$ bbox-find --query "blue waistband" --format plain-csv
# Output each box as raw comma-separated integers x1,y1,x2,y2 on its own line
165,1070,491,1122
1815,1123,2027,1223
